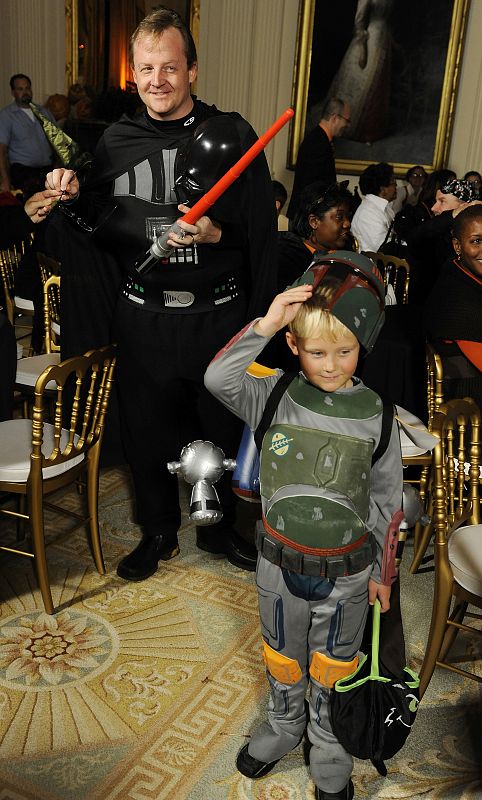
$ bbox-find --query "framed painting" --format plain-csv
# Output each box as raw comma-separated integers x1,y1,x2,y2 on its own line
288,0,470,176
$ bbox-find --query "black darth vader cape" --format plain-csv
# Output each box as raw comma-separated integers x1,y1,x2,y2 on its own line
46,99,278,364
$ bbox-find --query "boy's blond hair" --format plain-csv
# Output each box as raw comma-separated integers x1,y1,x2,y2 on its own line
288,279,354,342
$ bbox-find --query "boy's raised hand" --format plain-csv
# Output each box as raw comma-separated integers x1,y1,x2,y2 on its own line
254,285,313,338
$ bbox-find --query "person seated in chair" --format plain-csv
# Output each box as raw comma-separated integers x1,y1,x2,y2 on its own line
406,178,478,302
425,204,482,412
351,162,397,253
278,181,354,292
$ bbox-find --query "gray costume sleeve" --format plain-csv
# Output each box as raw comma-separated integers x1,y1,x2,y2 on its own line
204,320,281,430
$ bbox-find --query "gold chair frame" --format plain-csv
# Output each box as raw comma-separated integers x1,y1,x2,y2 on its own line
37,251,61,283
1,238,38,350
419,397,482,697
410,341,445,573
43,274,61,353
0,344,117,614
0,245,26,325
364,251,411,305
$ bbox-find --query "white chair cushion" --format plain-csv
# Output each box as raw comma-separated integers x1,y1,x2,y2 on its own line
448,524,482,595
14,295,34,313
16,354,61,388
0,419,84,482
396,405,438,458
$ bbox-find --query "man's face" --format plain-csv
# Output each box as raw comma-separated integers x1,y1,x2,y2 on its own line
12,78,32,106
132,29,197,121
432,190,461,215
453,217,482,277
332,104,351,137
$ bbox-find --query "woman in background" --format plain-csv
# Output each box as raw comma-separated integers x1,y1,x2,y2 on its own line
277,181,354,292
425,204,482,411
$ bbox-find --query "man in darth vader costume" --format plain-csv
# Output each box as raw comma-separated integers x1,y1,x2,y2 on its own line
43,6,278,578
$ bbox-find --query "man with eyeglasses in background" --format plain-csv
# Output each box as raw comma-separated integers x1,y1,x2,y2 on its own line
287,97,351,222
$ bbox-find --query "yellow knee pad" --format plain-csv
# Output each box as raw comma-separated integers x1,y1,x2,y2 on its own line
309,651,358,688
262,642,303,685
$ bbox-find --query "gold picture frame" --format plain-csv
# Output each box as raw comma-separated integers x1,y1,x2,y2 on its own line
65,0,78,91
288,0,470,176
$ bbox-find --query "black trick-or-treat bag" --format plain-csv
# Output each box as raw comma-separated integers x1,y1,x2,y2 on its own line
330,598,420,776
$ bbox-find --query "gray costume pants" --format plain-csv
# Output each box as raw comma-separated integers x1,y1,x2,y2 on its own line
249,555,371,793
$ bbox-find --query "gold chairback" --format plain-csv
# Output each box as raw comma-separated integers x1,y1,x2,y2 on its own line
37,251,61,283
431,397,481,538
0,247,21,323
31,344,117,475
43,274,61,353
418,396,482,695
426,341,445,431
364,251,411,304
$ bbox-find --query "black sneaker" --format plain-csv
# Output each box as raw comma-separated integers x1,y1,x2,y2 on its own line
236,743,280,779
117,533,179,581
315,779,354,800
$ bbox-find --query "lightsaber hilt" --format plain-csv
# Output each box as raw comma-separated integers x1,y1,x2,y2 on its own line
137,108,294,272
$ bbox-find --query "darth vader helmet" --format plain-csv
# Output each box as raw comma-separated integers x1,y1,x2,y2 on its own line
174,115,242,211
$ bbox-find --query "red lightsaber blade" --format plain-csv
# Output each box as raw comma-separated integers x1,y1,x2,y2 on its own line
136,107,294,272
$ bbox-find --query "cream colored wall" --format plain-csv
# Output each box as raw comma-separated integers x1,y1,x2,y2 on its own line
196,0,299,187
448,0,482,176
0,0,66,109
0,0,480,195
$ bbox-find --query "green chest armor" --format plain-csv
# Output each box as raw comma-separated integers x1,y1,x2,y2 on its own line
260,425,373,550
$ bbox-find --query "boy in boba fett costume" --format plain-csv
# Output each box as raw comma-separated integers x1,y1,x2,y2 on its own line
204,251,403,800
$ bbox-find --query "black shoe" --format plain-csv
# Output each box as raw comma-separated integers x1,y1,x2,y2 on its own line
226,530,257,572
117,532,179,581
196,526,258,572
236,743,280,779
196,526,226,555
315,779,354,800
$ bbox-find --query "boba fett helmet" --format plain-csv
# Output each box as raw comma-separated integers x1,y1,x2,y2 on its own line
289,250,386,353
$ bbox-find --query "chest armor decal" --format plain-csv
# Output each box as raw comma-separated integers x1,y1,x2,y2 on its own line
260,424,373,550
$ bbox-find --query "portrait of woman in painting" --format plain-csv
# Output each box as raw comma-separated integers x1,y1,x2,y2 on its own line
325,0,394,144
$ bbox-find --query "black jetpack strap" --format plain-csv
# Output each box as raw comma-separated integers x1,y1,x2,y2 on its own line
254,372,296,453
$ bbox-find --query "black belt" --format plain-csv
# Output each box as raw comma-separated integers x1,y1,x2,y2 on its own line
121,270,244,314
254,523,377,578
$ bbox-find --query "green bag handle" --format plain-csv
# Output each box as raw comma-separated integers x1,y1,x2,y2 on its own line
370,598,382,678
334,599,419,692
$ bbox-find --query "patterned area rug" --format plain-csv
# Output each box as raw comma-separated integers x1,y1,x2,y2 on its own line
0,467,481,800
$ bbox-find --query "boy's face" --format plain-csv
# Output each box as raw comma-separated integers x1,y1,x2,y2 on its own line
286,330,360,392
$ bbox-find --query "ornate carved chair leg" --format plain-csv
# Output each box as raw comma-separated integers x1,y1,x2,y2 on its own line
86,448,105,575
29,481,54,615
419,553,454,697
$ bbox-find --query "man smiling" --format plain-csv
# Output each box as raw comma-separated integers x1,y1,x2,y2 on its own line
44,6,277,579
